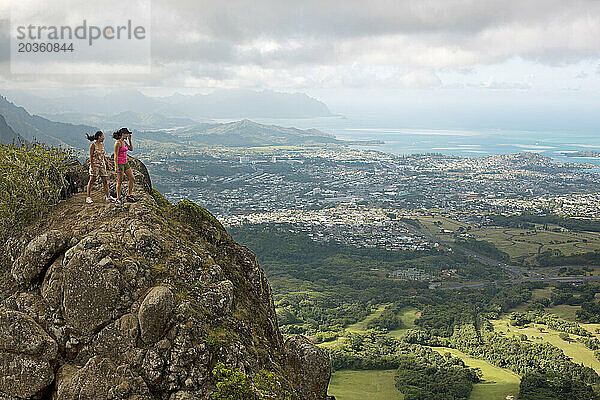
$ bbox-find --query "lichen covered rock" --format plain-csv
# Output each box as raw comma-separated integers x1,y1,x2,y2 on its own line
138,286,175,344
62,251,122,335
55,356,150,400
11,230,68,285
284,336,332,400
0,310,58,398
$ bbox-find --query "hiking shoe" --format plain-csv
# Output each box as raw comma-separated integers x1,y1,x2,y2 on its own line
105,196,116,203
115,198,123,204
86,197,93,204
126,195,138,202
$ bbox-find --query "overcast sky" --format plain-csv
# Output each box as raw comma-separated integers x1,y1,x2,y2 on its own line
1,0,600,128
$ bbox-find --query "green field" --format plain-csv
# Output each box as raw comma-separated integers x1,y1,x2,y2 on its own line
328,370,403,400
507,289,584,320
346,304,389,332
318,306,419,349
332,308,521,400
346,305,420,338
388,307,420,338
508,288,553,312
328,347,520,400
545,304,581,320
490,318,600,374
405,211,600,264
432,347,520,400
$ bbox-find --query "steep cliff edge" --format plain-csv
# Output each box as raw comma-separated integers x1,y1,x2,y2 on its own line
0,157,331,400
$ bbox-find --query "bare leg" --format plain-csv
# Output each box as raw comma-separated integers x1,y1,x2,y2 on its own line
125,168,135,196
86,175,96,197
101,177,110,198
116,172,123,199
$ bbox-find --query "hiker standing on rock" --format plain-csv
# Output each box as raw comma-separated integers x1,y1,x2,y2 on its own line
113,127,137,204
85,131,114,204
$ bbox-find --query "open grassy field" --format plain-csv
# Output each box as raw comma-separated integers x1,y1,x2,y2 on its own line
328,346,520,400
332,306,523,399
414,214,470,237
490,318,600,374
583,323,600,334
470,226,600,263
388,307,420,338
328,370,403,400
506,288,584,319
404,211,600,264
545,304,581,320
432,347,520,400
346,304,389,332
346,304,420,337
319,305,419,348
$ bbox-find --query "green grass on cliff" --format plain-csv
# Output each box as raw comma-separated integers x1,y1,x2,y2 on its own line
0,140,72,244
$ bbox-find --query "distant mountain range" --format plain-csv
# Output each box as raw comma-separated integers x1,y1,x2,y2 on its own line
0,94,375,149
4,88,333,120
0,96,96,148
41,111,198,131
561,151,600,158
0,115,20,144
160,89,332,119
141,119,341,147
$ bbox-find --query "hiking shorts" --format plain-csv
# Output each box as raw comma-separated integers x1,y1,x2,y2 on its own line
89,164,108,177
118,162,131,172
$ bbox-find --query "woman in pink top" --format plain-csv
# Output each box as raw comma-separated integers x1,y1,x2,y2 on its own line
113,127,136,204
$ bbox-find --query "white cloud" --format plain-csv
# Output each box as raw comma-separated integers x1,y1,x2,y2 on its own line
1,0,600,91
399,71,442,88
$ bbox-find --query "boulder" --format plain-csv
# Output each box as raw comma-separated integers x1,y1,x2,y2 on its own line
85,313,142,366
138,286,175,344
0,310,58,398
62,252,122,335
283,335,331,400
11,230,68,285
55,356,150,400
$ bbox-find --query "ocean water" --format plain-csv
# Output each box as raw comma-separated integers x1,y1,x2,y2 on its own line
245,115,600,172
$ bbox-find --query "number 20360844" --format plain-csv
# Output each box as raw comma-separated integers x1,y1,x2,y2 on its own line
18,42,74,52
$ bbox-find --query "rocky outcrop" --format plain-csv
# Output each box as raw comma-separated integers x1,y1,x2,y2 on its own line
138,286,175,344
62,250,123,336
0,310,58,398
55,357,150,399
11,230,68,285
284,336,332,400
0,157,331,399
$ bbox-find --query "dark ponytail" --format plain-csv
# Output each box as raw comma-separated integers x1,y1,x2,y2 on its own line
86,130,103,141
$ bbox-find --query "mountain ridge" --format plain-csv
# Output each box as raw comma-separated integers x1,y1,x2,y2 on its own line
160,119,339,147
0,155,332,399
0,114,20,144
40,110,199,131
0,95,97,148
4,88,333,120
0,94,356,150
